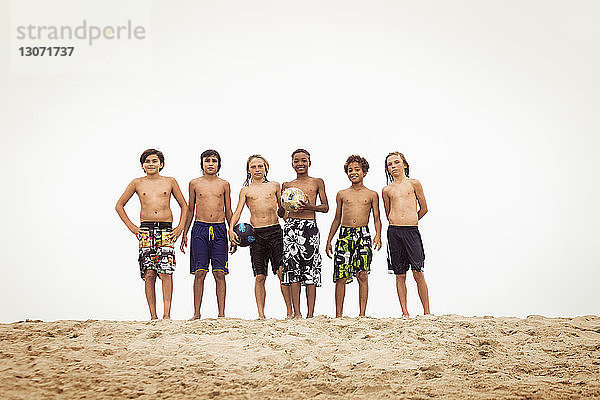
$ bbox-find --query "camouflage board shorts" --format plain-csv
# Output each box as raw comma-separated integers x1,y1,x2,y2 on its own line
333,226,372,284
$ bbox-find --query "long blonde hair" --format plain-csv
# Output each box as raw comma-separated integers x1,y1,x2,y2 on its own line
244,154,270,186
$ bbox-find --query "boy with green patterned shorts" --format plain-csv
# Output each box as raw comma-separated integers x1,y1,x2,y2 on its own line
326,155,382,317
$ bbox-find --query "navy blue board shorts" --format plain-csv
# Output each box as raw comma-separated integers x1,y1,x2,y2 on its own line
190,221,229,274
386,225,425,275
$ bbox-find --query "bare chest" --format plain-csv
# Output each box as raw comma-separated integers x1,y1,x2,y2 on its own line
247,187,277,203
137,182,171,202
343,195,371,210
195,183,224,201
389,184,416,204
287,180,318,201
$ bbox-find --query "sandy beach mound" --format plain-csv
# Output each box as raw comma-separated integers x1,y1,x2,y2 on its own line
1,315,599,399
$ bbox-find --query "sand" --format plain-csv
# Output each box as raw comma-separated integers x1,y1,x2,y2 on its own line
1,315,599,399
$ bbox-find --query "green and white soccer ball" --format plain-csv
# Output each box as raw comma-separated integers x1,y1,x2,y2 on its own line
281,187,308,212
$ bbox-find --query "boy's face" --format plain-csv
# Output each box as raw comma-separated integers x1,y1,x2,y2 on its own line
386,155,406,177
142,154,162,175
346,162,364,184
202,156,219,175
248,158,266,182
292,152,310,174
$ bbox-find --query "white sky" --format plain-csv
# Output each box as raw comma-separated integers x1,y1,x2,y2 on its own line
1,0,599,322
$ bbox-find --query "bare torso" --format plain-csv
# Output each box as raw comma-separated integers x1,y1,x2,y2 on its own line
340,187,376,227
282,177,320,220
245,182,280,228
191,176,227,223
385,179,419,226
135,176,175,222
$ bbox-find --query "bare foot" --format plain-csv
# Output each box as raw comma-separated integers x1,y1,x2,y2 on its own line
257,315,266,320
293,314,302,319
163,315,171,320
217,314,225,318
150,316,159,320
188,315,201,321
402,313,410,318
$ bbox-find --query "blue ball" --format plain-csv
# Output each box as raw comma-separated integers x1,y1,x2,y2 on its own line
233,223,256,247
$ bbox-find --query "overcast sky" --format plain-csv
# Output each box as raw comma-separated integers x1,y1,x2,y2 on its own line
1,0,599,322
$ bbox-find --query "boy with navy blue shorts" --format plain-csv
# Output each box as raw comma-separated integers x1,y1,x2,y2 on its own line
181,150,234,319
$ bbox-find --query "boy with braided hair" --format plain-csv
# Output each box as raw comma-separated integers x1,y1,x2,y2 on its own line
382,152,430,317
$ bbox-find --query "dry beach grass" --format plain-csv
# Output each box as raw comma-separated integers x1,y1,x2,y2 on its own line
1,315,599,399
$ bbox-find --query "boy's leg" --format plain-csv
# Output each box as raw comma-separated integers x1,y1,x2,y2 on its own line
356,227,372,317
290,281,302,318
302,220,321,319
396,274,410,317
210,224,228,318
192,270,208,319
357,271,368,316
305,284,316,318
388,226,410,317
412,271,430,315
143,270,158,320
159,273,173,319
190,222,210,319
277,267,293,318
213,271,226,317
254,274,267,319
335,278,346,317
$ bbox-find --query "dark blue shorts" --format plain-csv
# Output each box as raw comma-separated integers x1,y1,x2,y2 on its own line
386,225,425,274
190,222,229,274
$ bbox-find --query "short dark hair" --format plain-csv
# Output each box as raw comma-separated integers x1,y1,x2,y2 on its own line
140,149,164,171
344,154,369,175
291,148,310,160
200,149,221,173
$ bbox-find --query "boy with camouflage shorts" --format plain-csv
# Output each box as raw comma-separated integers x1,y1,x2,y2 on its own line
326,155,382,317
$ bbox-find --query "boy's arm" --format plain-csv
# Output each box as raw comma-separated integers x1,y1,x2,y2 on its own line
371,191,382,250
224,181,233,227
381,186,391,220
115,179,140,236
223,181,237,254
180,181,196,253
299,178,329,213
325,191,343,258
228,187,247,245
412,179,428,220
170,178,188,240
275,182,285,218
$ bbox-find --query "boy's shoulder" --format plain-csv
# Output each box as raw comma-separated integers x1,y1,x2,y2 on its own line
138,175,174,183
408,178,422,188
192,176,230,185
364,186,378,197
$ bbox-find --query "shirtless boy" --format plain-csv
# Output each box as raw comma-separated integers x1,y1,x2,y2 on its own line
281,149,329,318
115,149,187,320
229,155,292,319
326,155,382,318
382,152,430,317
180,149,233,319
